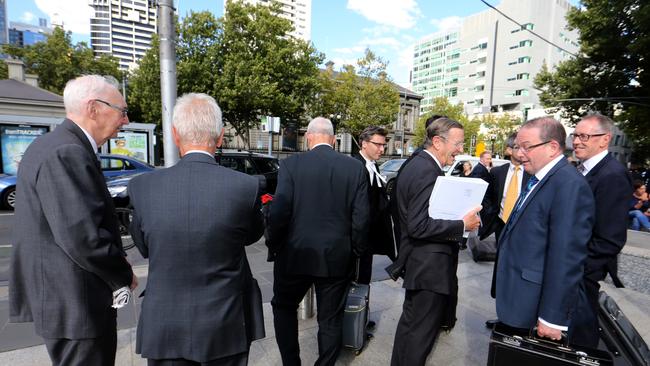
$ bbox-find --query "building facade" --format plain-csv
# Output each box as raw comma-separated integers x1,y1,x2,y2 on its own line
8,20,52,47
88,0,157,70
412,0,579,116
0,0,7,45
224,0,312,41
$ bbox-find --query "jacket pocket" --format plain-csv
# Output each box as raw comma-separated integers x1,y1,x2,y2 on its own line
521,268,543,284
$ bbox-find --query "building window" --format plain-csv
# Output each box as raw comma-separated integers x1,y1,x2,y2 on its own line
520,40,533,47
517,72,530,80
514,89,529,96
475,85,485,91
518,56,531,63
477,71,486,77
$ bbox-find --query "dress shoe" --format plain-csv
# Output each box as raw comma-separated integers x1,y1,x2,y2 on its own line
366,320,376,331
485,319,499,329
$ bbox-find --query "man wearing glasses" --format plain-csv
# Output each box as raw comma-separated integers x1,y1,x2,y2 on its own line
10,75,136,366
568,113,632,348
495,117,594,342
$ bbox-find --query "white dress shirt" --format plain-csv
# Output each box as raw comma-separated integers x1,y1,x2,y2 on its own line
359,152,386,187
579,150,608,176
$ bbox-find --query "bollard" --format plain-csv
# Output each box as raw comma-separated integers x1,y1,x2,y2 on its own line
298,285,315,319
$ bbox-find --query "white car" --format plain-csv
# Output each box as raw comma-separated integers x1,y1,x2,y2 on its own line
444,154,510,176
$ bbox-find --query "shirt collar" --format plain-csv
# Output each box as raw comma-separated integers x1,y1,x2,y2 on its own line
76,124,98,153
359,151,374,164
422,149,443,170
311,143,332,150
534,155,564,182
581,150,608,175
185,150,214,158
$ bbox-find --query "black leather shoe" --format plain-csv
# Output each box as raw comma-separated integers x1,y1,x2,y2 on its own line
485,319,498,329
366,320,376,331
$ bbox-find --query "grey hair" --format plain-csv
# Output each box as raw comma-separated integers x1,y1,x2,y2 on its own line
522,116,566,150
581,112,614,134
307,117,334,135
423,117,463,148
63,75,121,115
172,93,223,147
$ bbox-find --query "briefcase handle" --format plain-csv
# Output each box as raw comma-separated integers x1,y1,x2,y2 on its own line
529,326,570,348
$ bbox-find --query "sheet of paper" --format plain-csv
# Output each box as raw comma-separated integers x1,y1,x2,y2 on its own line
428,176,488,222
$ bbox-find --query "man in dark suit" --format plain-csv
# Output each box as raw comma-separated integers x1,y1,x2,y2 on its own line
128,93,265,366
482,133,532,297
496,117,595,341
390,117,482,366
269,117,369,366
470,150,493,181
10,75,136,366
568,113,632,348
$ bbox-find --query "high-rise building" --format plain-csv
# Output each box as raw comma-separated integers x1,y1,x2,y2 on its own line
224,0,312,41
8,20,52,47
412,0,579,116
0,0,8,45
88,0,157,70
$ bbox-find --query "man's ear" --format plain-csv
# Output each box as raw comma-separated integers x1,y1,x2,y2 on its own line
216,129,225,148
171,126,181,148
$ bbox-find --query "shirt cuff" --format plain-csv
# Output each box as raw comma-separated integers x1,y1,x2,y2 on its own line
538,317,568,331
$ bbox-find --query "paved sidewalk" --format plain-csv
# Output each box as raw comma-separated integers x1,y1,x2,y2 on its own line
2,244,650,366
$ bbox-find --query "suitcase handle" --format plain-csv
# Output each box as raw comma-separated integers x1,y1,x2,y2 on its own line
529,327,570,348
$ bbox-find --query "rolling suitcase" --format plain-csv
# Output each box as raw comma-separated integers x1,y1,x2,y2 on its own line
342,259,370,355
598,291,650,366
488,323,613,365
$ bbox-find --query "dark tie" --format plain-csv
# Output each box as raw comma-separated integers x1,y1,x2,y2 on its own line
576,163,586,175
505,176,540,228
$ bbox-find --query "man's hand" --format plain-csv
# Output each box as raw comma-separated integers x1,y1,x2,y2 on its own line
462,205,482,231
536,320,563,341
130,273,139,291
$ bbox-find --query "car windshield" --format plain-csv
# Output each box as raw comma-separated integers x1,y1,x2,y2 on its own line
380,159,405,172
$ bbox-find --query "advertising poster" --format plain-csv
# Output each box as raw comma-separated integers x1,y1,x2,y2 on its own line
109,131,149,163
0,125,49,175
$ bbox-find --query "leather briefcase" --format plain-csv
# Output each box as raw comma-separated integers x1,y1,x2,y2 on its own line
488,323,613,366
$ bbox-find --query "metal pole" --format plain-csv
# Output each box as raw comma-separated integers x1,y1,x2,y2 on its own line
158,0,179,167
268,133,272,155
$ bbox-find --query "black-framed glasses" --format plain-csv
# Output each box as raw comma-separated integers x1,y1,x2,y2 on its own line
569,133,606,142
513,140,551,153
93,99,128,118
438,136,464,148
368,141,387,148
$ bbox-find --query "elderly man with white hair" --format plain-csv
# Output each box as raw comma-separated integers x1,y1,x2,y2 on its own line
269,117,369,366
10,74,137,366
128,93,265,366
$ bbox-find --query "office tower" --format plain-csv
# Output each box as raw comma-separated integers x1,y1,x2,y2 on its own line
224,0,312,41
88,0,157,70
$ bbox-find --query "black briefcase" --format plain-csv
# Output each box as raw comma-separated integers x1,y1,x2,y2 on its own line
488,323,613,366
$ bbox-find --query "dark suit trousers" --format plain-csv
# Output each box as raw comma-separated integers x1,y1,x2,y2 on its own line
146,352,249,366
391,289,449,366
272,267,350,366
357,252,373,285
568,268,603,348
44,327,117,366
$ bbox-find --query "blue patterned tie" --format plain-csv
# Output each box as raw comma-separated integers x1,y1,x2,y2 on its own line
506,176,539,224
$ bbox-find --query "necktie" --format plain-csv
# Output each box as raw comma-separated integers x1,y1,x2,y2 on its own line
503,175,539,231
576,163,586,175
502,165,520,223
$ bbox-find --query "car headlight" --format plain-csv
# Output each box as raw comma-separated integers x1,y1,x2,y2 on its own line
108,185,127,197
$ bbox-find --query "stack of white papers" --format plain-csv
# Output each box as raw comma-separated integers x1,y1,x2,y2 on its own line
428,176,488,237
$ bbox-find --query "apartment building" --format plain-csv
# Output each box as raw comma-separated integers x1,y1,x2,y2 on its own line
224,0,312,41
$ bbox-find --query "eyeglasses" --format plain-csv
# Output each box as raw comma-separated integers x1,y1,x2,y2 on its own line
93,99,129,118
569,133,606,142
513,140,551,153
368,141,387,148
438,136,464,148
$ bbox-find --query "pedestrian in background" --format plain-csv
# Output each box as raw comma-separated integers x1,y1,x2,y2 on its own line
10,75,136,366
128,93,265,366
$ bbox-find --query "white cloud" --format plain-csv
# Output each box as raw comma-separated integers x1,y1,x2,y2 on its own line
327,57,360,69
347,0,420,30
20,12,36,23
360,37,401,49
35,0,93,35
430,16,463,34
333,46,366,55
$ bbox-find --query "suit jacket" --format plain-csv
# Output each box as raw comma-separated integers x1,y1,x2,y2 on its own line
353,154,396,259
496,157,595,329
269,145,369,277
471,162,495,232
129,153,264,362
480,163,532,240
583,153,632,281
9,119,132,339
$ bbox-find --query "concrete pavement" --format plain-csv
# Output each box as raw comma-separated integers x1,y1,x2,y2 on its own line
1,231,649,365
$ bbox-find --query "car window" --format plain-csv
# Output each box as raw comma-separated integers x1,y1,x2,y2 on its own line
101,157,132,171
243,158,256,175
252,157,279,174
219,156,245,173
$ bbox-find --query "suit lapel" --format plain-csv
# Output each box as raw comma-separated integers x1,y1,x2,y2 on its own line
585,153,611,184
60,119,101,170
496,163,509,200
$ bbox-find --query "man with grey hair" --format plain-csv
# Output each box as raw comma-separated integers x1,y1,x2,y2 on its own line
128,93,265,366
389,117,481,366
496,117,594,342
10,74,136,366
269,116,369,366
568,113,632,348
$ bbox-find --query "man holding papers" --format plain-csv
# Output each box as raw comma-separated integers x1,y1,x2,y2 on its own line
390,117,481,366
495,117,594,341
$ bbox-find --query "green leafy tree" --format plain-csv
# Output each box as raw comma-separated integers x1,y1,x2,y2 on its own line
533,0,650,161
127,36,161,124
313,49,400,143
481,113,521,157
0,62,7,79
213,2,323,147
412,97,480,152
1,27,121,94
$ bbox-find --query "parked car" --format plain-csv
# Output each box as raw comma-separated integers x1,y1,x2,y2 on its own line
0,154,154,210
215,150,279,194
444,154,509,176
379,158,406,194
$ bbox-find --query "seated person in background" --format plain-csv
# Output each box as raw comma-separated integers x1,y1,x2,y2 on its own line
629,180,650,231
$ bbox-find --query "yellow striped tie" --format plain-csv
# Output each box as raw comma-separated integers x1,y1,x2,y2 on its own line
502,165,520,223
